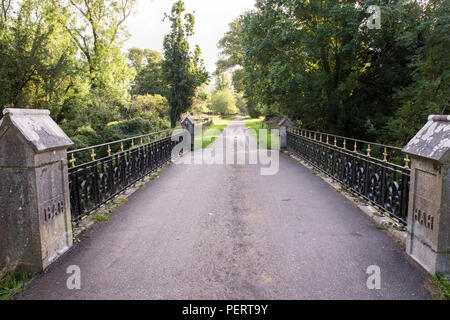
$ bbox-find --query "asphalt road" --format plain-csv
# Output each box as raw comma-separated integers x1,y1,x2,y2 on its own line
18,119,431,299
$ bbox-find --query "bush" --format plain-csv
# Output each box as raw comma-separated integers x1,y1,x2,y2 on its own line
210,88,238,115
247,100,262,118
126,94,169,120
105,117,154,141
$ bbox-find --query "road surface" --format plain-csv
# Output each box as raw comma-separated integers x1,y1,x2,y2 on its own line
18,119,431,299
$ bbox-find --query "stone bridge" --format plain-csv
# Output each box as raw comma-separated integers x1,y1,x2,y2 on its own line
0,109,449,299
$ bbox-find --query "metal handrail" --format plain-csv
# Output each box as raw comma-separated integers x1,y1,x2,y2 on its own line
288,128,403,150
286,130,411,224
288,127,410,168
67,127,181,155
67,126,184,168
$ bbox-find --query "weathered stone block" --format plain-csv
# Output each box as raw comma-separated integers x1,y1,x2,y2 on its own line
403,115,450,275
278,116,293,149
181,114,196,151
0,108,74,274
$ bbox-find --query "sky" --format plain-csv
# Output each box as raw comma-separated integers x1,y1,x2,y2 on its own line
124,0,256,75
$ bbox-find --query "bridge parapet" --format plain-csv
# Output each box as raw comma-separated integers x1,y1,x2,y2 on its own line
0,108,74,274
278,116,293,149
286,124,411,224
181,114,196,151
403,115,450,276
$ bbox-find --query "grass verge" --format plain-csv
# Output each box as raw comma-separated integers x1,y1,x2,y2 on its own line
195,117,236,149
0,272,34,300
243,117,279,150
429,273,450,300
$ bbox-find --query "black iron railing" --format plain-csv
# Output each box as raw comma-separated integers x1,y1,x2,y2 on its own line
287,128,411,224
68,129,185,221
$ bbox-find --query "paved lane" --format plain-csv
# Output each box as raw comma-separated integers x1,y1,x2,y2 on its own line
18,119,430,299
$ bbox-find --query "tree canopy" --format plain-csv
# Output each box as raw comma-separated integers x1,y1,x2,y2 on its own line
162,0,209,127
217,0,449,145
0,0,211,151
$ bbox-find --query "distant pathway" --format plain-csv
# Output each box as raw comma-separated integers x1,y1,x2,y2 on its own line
18,119,430,299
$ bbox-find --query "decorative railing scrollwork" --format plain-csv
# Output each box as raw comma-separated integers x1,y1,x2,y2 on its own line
68,130,184,221
287,128,410,224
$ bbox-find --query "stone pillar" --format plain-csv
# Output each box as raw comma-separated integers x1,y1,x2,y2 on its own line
278,116,293,149
402,115,450,276
0,108,74,274
181,114,196,151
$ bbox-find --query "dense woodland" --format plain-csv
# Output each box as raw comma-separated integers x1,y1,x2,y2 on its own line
0,0,448,150
218,0,449,146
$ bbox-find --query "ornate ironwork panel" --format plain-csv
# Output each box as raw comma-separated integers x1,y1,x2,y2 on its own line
69,134,184,221
287,130,410,224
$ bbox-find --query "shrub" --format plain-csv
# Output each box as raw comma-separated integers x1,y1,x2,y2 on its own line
210,88,238,115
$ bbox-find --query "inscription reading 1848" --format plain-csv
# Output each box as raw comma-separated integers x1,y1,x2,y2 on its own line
43,199,65,222
413,169,435,231
414,208,434,230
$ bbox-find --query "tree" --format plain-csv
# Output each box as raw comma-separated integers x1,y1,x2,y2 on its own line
62,0,137,111
162,0,209,127
191,84,211,113
211,88,238,115
0,0,80,118
382,0,450,145
128,48,165,97
234,92,247,114
126,94,169,121
218,0,448,147
213,72,231,92
217,17,246,93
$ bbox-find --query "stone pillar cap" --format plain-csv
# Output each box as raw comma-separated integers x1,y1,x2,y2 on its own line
0,108,73,153
402,114,450,162
428,115,450,122
3,108,50,116
278,116,293,127
181,113,196,125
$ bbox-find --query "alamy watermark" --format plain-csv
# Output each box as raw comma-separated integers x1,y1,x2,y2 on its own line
366,265,381,290
367,5,381,29
66,265,81,290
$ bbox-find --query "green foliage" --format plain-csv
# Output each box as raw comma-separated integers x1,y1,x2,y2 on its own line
62,0,137,113
217,18,246,92
0,0,80,115
247,100,262,118
0,0,181,156
105,117,155,141
126,94,169,121
91,211,110,222
211,88,238,115
191,84,211,113
0,0,141,141
381,0,450,145
214,72,232,91
218,0,450,146
129,48,165,96
0,271,34,300
196,118,233,149
234,92,248,114
244,118,278,150
431,273,450,300
162,0,209,127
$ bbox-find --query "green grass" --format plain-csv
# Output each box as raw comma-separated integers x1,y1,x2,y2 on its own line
222,115,240,121
243,117,279,150
112,198,127,206
0,272,34,300
195,117,235,149
430,274,450,300
91,211,110,222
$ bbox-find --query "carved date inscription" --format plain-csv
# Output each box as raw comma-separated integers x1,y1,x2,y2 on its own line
414,207,434,230
42,197,66,222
